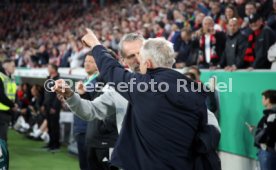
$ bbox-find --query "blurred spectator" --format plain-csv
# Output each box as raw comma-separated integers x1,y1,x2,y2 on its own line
258,0,274,20
267,0,276,34
197,16,226,68
253,90,276,170
42,64,61,151
187,66,219,115
69,41,90,68
224,4,242,28
245,2,257,19
241,1,257,29
235,0,247,19
59,43,72,67
28,84,46,139
37,45,50,67
28,84,49,142
13,83,32,132
241,1,257,37
209,1,223,29
0,0,275,71
268,42,276,70
49,47,60,66
168,24,180,43
220,18,247,71
12,83,48,141
193,13,205,31
187,65,201,83
184,72,196,81
154,21,166,37
243,14,276,69
173,9,185,29
174,28,199,68
0,59,17,142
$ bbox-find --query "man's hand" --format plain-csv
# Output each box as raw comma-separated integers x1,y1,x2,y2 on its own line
245,122,255,134
175,62,186,69
81,28,101,49
50,108,56,114
40,106,45,113
75,81,86,95
12,104,19,112
248,126,255,133
21,108,28,114
225,65,237,72
209,66,218,70
247,67,254,71
52,79,74,99
57,94,65,102
229,65,237,72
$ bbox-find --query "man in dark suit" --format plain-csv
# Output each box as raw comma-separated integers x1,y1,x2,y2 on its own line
73,29,207,170
42,64,61,151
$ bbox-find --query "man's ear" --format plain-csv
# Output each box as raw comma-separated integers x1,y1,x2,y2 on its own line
120,58,126,65
146,59,154,69
267,98,271,105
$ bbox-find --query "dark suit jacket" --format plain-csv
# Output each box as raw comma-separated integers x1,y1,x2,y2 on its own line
91,45,208,170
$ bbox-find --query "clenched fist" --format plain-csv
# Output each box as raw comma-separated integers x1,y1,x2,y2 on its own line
75,81,86,95
52,79,74,99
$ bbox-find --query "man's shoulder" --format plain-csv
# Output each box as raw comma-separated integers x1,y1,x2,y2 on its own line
262,26,275,36
236,32,247,42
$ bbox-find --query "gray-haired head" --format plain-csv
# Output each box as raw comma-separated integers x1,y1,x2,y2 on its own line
202,16,214,25
118,33,145,58
140,38,175,68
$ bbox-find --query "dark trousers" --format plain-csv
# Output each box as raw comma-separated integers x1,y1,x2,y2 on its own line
0,121,9,141
0,111,11,142
87,147,111,170
0,115,9,170
47,112,60,148
75,133,88,170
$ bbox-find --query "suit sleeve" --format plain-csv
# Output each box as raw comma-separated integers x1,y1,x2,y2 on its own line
0,78,14,108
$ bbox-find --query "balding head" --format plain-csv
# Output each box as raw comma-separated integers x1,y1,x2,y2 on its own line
228,18,239,35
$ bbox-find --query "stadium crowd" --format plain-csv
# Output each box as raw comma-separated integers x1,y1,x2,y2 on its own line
1,0,276,70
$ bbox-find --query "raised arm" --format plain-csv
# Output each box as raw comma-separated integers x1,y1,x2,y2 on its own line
81,28,147,102
66,91,116,121
53,79,116,121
